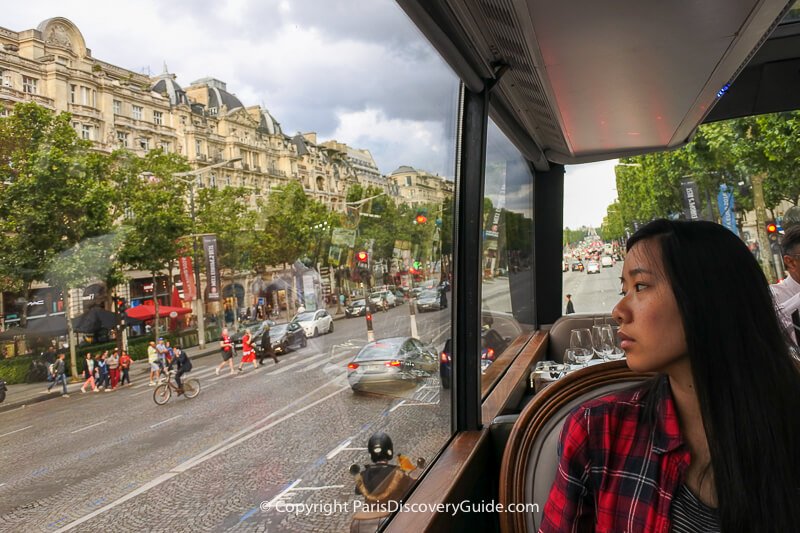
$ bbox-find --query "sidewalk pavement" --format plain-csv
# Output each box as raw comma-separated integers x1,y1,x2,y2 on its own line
0,344,218,413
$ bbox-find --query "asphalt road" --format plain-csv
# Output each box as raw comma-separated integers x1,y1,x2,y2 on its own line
562,262,623,315
0,303,450,533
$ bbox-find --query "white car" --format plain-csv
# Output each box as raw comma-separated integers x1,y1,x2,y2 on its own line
368,290,397,309
291,309,334,337
601,255,614,268
586,261,601,274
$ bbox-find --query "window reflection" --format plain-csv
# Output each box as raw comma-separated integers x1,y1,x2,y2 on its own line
480,120,534,380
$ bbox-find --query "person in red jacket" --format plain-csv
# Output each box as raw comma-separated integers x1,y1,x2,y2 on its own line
237,329,259,372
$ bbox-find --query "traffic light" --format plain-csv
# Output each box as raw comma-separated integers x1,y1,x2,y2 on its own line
414,213,427,224
767,222,779,243
356,250,369,263
115,297,127,314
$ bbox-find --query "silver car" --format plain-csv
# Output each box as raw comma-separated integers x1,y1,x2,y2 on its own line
347,337,438,393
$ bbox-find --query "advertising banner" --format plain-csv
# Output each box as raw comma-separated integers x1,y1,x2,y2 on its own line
717,184,739,236
178,256,196,301
680,178,703,221
202,235,221,301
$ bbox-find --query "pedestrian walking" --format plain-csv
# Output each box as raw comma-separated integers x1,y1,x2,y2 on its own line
215,328,236,375
148,341,161,386
119,350,133,386
46,352,69,397
565,294,575,314
96,352,110,391
107,349,120,390
80,352,97,393
237,329,259,371
259,323,279,365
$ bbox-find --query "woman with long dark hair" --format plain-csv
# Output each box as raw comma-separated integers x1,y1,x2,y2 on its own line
541,219,799,532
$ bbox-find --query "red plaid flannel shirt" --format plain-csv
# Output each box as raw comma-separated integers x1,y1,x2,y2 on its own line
539,376,690,533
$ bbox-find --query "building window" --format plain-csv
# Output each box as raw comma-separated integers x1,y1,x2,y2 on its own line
113,100,121,115
70,84,76,102
210,173,216,188
225,176,231,187
117,131,129,147
132,105,143,120
195,140,202,155
81,125,93,140
22,76,38,94
153,110,163,125
160,141,170,152
139,137,149,151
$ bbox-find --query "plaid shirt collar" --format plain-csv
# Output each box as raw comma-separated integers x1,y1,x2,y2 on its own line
651,375,685,455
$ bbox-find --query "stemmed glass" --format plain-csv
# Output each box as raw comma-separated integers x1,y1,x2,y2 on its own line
592,324,615,360
569,328,594,366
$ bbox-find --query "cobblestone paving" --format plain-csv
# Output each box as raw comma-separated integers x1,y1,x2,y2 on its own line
0,305,451,533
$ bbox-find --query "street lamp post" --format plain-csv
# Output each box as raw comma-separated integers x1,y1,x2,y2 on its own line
174,157,241,348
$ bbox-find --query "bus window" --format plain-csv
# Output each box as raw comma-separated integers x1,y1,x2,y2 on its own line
479,120,534,383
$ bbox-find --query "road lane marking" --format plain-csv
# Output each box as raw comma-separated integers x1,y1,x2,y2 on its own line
389,400,406,412
71,421,107,434
150,415,182,429
53,379,348,532
325,439,352,459
0,425,32,438
265,479,302,508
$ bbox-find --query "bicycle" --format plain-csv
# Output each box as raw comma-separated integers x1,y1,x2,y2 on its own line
153,370,200,405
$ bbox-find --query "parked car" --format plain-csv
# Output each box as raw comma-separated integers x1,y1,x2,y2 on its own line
291,309,334,337
586,260,601,274
344,298,375,318
415,289,441,312
347,337,438,393
562,260,569,272
571,260,584,272
601,255,614,268
269,322,308,353
368,290,397,310
232,320,276,349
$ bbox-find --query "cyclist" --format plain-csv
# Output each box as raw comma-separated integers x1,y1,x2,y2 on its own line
168,346,193,394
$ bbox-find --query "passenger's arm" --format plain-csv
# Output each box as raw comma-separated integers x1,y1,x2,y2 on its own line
538,408,595,533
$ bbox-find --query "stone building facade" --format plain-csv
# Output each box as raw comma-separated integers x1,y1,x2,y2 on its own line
388,165,455,207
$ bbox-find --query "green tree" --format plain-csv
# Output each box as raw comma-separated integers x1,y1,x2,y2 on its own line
0,102,116,374
112,149,191,338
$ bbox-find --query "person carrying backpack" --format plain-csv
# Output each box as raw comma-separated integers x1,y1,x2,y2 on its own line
46,353,69,397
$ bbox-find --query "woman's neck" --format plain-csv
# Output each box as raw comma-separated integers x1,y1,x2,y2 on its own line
668,361,716,507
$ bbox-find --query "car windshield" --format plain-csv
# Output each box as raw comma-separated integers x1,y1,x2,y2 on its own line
269,324,287,335
368,293,383,299
354,341,404,361
419,290,438,299
351,299,366,306
293,312,315,322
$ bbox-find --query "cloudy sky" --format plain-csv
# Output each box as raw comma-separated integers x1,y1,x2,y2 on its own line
4,1,617,228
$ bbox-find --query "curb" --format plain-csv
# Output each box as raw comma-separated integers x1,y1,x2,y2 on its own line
0,347,218,413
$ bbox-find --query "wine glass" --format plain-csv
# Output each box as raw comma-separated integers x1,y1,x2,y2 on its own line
563,348,578,368
569,328,594,366
593,325,615,360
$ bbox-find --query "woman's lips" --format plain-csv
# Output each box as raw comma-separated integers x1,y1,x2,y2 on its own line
618,331,634,350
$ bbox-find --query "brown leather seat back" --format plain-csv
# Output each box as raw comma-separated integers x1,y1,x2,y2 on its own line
498,360,651,533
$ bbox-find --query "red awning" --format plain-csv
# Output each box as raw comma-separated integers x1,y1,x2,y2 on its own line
125,304,191,321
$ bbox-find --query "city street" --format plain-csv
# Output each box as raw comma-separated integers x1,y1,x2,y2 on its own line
563,261,623,315
0,303,450,533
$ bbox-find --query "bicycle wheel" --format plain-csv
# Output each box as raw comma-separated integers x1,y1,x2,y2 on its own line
182,379,200,399
153,383,171,405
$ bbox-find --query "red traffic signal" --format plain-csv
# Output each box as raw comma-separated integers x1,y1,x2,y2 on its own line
415,214,427,224
356,251,369,263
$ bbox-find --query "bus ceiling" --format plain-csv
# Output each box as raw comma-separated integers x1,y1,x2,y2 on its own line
398,0,800,169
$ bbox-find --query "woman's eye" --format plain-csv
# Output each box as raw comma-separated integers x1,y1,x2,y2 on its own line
634,283,646,292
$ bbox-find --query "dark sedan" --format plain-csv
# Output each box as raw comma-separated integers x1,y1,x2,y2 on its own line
415,290,441,312
232,320,276,349
269,322,307,353
344,299,375,318
439,328,511,389
347,337,438,393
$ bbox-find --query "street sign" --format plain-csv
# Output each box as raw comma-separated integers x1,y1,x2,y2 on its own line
331,228,356,247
